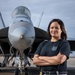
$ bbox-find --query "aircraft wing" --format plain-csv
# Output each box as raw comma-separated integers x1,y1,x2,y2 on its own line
0,27,49,55
0,27,8,42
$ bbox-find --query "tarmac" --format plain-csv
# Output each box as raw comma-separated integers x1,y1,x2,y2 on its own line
67,57,75,67
0,56,75,75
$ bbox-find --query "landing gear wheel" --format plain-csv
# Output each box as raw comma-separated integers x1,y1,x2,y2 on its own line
15,68,26,75
15,68,20,75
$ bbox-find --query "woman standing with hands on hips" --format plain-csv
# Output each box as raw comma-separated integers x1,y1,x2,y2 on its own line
32,19,71,75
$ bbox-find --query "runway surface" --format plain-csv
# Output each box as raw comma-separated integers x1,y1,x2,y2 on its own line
0,56,75,75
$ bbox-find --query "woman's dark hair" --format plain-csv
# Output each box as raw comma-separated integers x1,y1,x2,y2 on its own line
47,19,67,40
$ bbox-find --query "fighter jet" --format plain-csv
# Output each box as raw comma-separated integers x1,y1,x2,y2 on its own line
0,6,75,75
0,6,49,75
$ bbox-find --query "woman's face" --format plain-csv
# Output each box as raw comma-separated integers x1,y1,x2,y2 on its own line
50,22,62,39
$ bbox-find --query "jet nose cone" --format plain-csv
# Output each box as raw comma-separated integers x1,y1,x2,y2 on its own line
8,22,35,50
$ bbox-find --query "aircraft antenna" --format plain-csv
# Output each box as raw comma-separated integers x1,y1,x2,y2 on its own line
0,12,5,28
38,8,45,28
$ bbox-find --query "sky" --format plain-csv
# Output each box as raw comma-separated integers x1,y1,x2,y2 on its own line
0,0,75,40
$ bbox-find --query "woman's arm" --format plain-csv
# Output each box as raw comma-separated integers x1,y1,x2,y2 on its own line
39,53,67,65
32,53,67,66
32,54,51,66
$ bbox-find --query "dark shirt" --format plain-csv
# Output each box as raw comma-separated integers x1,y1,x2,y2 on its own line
35,39,71,72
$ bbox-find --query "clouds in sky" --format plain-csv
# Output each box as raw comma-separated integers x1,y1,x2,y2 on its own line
0,0,75,39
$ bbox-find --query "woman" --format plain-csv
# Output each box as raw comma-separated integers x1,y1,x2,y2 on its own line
32,19,71,75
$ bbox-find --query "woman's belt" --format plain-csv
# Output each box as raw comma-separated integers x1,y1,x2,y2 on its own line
40,71,57,75
40,71,67,75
